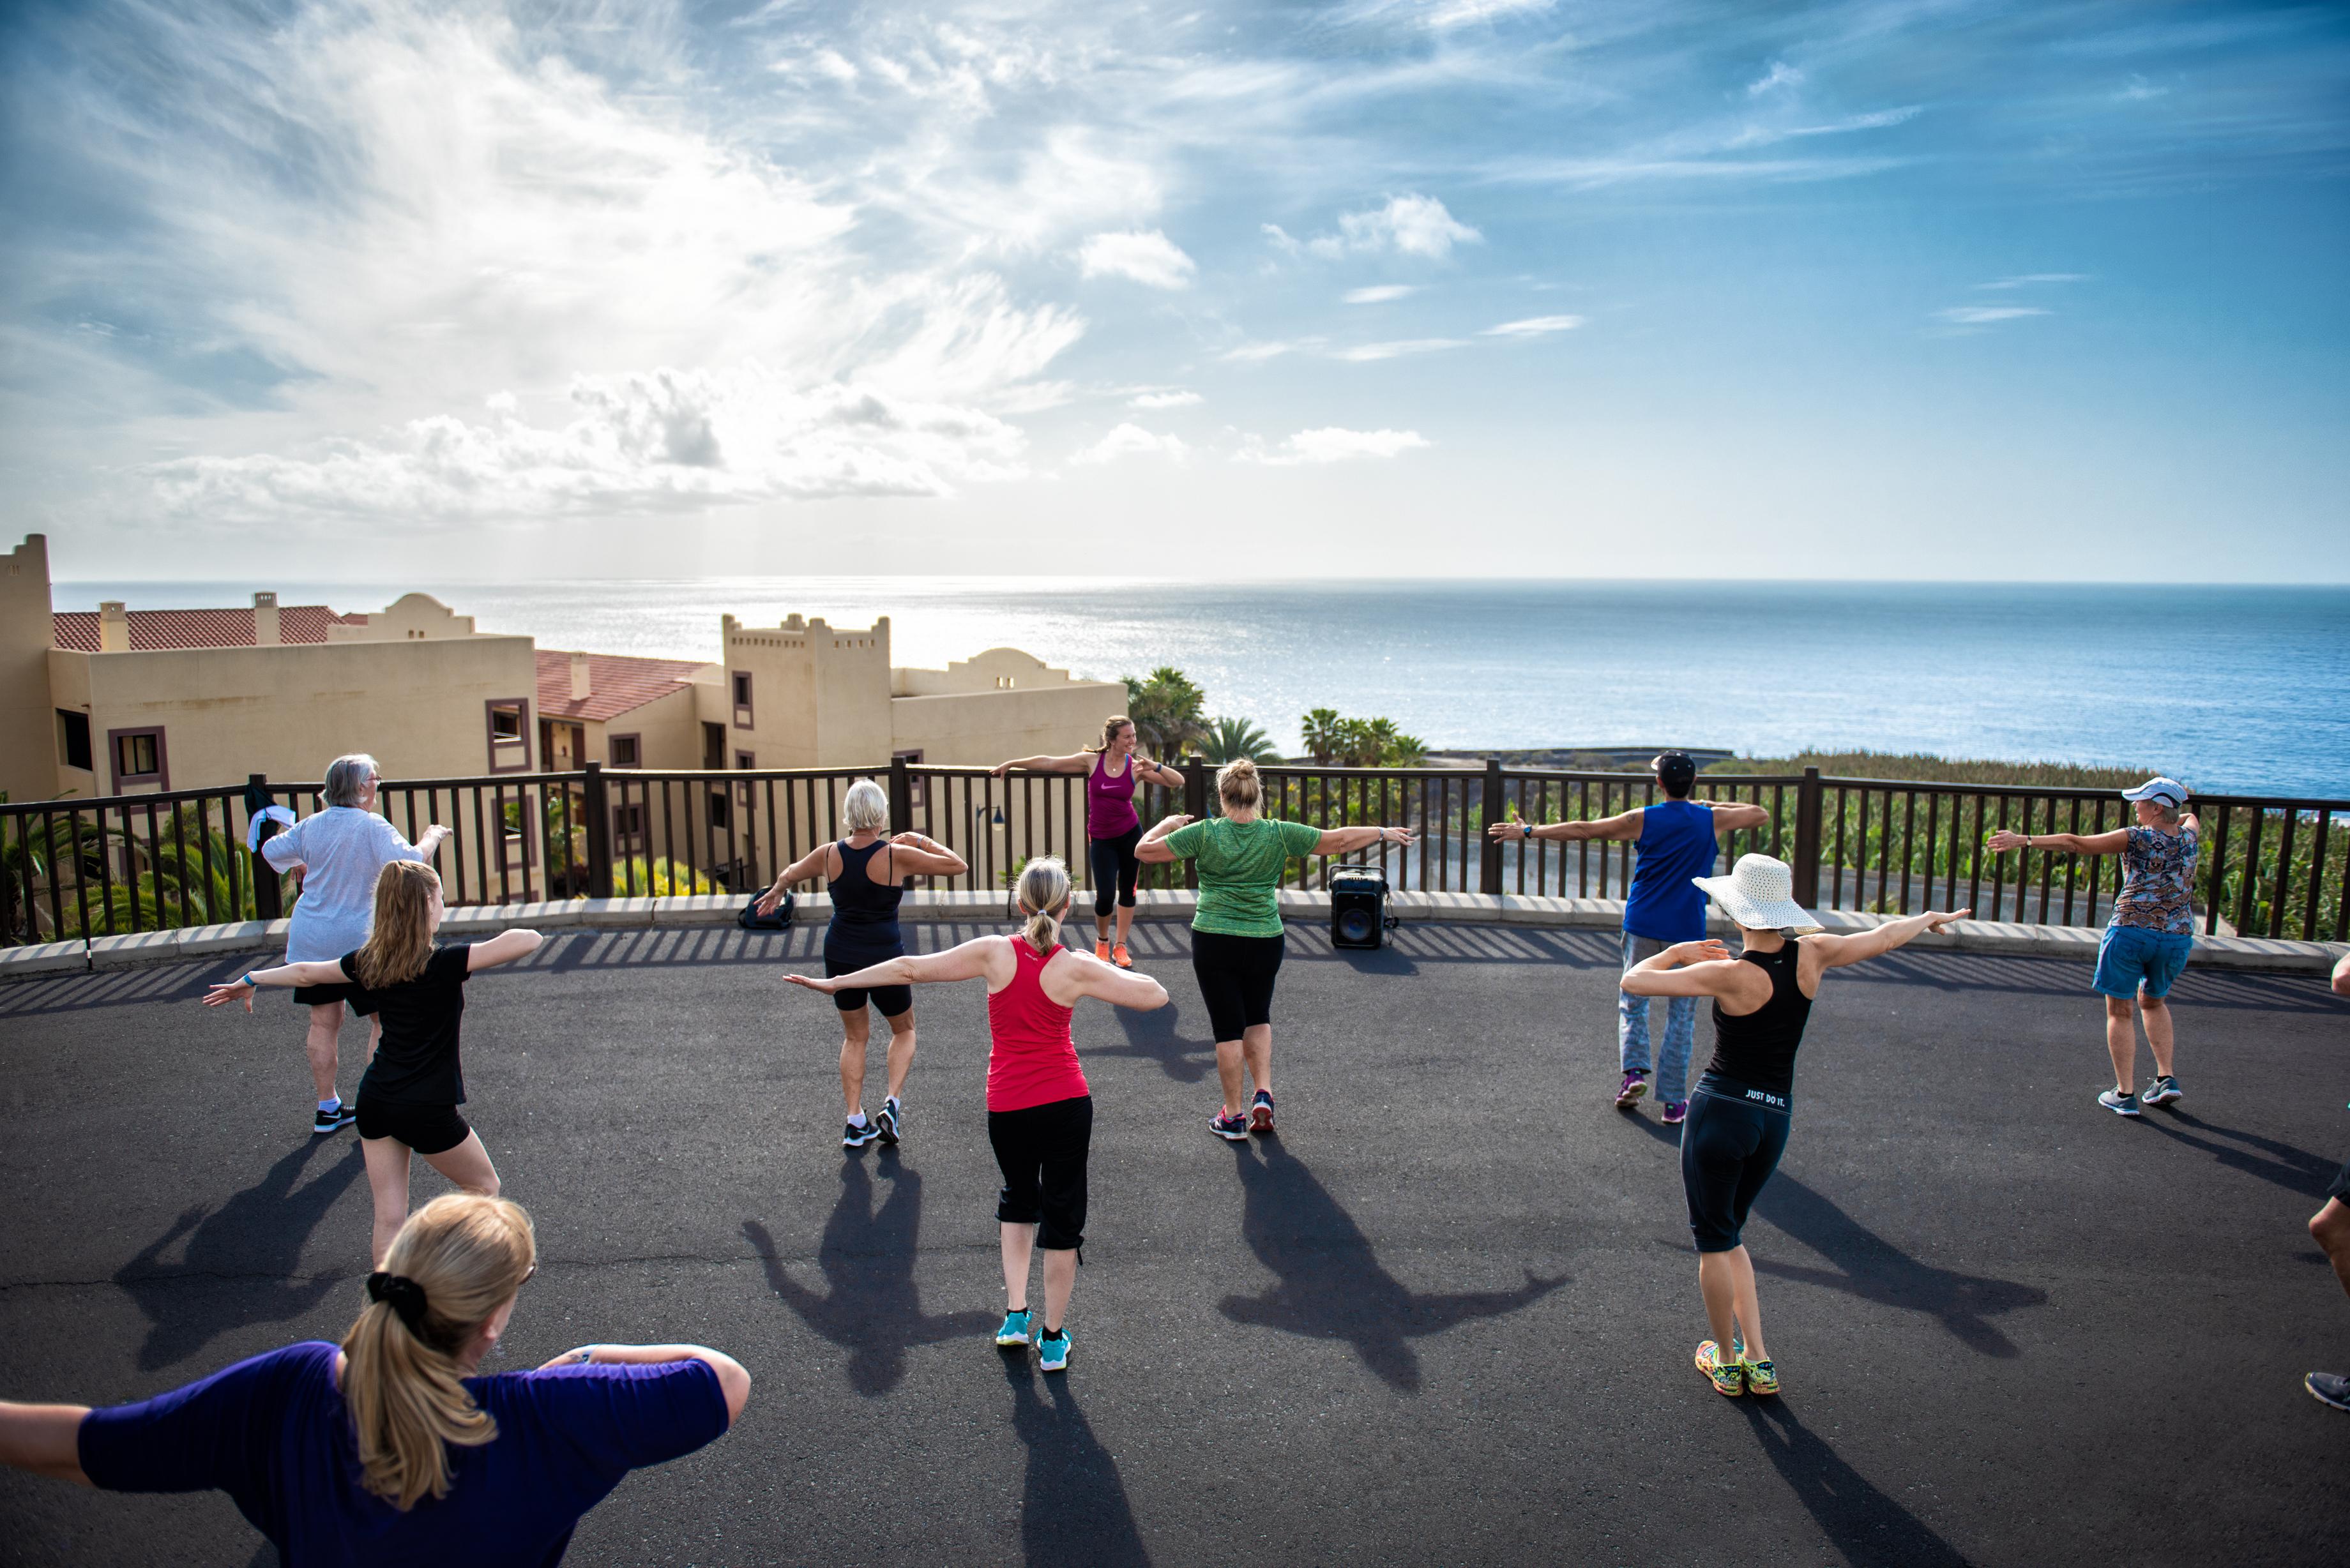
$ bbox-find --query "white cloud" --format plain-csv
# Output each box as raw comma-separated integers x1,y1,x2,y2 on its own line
1482,314,1584,337
1344,285,1419,305
1332,338,1469,362
1748,61,1804,97
1071,422,1188,464
1128,389,1202,408
1267,194,1482,262
2116,75,2169,102
1932,306,2052,325
1077,229,1198,289
1245,427,1430,464
1426,0,1554,27
1976,273,2092,290
1222,339,1312,363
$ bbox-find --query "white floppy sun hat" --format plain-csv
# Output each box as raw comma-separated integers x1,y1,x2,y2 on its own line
1693,853,1822,934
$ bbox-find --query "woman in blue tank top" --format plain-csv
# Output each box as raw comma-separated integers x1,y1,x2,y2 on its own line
755,780,967,1150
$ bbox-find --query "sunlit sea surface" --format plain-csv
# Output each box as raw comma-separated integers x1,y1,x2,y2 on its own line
56,578,2350,798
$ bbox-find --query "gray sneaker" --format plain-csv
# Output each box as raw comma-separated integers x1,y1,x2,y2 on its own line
2307,1371,2350,1412
2098,1089,2141,1117
2141,1076,2182,1107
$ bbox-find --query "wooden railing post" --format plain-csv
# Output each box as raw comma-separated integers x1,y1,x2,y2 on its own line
246,773,284,920
889,754,913,836
582,762,613,900
1184,758,1209,891
1793,766,1823,907
1480,758,1505,894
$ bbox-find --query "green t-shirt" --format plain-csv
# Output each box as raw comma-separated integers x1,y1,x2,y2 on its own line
1162,817,1324,937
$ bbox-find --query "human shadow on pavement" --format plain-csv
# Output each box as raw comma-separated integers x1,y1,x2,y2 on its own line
1629,1117,2043,1357
1217,1140,1568,1392
2134,1108,2335,1198
743,1152,993,1396
1093,998,1216,1084
1742,1398,1971,1567
999,1355,1150,1566
116,1135,365,1372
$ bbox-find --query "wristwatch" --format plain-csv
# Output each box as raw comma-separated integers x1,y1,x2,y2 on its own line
1521,824,1532,838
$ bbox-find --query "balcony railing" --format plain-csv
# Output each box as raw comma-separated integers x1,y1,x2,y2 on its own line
5,761,2345,947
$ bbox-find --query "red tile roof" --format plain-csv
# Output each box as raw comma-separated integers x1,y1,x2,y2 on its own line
536,649,709,723
52,605,368,652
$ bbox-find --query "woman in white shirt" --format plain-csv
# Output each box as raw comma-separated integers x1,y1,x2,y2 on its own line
260,755,449,1135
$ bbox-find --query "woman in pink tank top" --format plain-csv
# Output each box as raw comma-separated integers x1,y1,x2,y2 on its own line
992,717,1184,969
785,857,1167,1373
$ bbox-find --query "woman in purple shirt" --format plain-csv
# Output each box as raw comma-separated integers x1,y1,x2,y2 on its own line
0,1193,747,1565
994,717,1183,969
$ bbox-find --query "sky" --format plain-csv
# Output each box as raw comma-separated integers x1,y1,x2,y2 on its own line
3,0,2347,584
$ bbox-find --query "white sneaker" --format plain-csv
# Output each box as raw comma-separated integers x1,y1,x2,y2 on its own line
2098,1089,2141,1117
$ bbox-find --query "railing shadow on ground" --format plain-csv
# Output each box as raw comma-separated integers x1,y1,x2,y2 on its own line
1629,1119,2045,1357
2133,1108,2338,1198
999,1354,1151,1567
1217,1140,1568,1393
1741,1397,1973,1568
114,1136,365,1372
741,1150,993,1397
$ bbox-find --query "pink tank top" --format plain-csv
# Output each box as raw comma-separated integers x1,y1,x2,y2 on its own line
1088,751,1141,839
986,939,1089,1112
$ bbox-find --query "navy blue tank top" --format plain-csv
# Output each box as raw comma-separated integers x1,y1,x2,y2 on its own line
825,838,904,957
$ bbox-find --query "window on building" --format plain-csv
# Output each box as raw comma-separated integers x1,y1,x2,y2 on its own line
731,670,754,728
702,721,725,769
735,750,755,771
614,803,646,850
109,727,167,790
708,787,731,829
485,698,530,774
56,710,92,772
609,734,641,769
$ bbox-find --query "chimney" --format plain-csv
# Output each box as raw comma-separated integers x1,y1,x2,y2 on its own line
569,651,592,700
98,600,129,652
252,591,280,646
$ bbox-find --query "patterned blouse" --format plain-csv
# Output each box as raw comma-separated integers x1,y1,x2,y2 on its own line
2111,824,2199,937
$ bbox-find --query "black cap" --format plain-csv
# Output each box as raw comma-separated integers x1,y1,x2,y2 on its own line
1653,751,1697,792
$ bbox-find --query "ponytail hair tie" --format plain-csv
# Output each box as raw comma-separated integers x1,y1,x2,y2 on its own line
366,1270,430,1334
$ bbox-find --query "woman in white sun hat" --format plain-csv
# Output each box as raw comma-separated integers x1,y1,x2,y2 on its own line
1986,776,2199,1118
1621,853,1969,1401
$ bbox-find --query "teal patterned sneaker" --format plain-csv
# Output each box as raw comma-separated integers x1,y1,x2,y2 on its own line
994,1309,1033,1349
1741,1357,1780,1396
1037,1329,1072,1373
1695,1339,1744,1398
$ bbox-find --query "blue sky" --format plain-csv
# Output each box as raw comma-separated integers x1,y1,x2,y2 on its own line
3,0,2346,582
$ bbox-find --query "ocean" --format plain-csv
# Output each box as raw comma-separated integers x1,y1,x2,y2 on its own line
52,578,2350,799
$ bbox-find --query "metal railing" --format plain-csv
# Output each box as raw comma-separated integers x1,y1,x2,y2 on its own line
6,761,2344,946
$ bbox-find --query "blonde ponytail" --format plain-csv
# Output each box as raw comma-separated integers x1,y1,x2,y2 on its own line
1016,857,1072,951
340,1195,536,1511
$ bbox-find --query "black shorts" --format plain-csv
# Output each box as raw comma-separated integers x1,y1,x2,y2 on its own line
357,1098,472,1156
824,946,911,1019
292,983,354,1007
1681,1076,1792,1253
1192,928,1284,1042
989,1095,1093,1251
2328,1157,2350,1205
1089,827,1142,915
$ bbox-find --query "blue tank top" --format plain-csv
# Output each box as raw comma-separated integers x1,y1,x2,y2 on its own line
1621,799,1718,942
826,838,904,954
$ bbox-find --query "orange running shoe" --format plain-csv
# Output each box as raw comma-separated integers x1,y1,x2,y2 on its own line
1095,940,1111,961
1112,944,1133,969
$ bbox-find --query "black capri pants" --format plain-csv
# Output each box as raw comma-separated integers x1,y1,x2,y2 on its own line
1192,928,1285,1043
989,1094,1093,1251
1681,1076,1792,1253
1089,827,1143,916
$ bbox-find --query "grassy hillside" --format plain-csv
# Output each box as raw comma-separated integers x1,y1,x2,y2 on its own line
1708,751,2157,790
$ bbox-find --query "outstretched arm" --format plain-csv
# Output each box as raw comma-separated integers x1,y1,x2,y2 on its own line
883,833,969,879
1987,827,2128,856
1135,813,1195,864
990,752,1089,778
1052,953,1171,1011
784,935,1006,996
1805,908,1973,969
202,958,352,1011
1312,824,1414,856
531,1345,751,1425
1487,808,1643,845
1619,941,1752,999
1709,801,1769,834
466,929,544,972
756,844,831,914
0,1401,91,1484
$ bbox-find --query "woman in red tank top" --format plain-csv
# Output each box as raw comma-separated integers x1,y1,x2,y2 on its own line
786,856,1167,1372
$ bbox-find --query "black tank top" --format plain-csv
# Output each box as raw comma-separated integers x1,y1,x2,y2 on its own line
828,838,904,932
1704,939,1813,1099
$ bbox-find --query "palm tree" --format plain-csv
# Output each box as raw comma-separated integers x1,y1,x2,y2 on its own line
1124,667,1209,759
1300,707,1343,765
1202,716,1278,765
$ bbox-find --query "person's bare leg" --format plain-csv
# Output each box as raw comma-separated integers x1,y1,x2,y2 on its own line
2139,995,2176,1078
419,1133,500,1198
305,1003,343,1101
2312,1199,2350,1299
1114,902,1135,951
1040,1248,1077,1332
1001,1221,1037,1309
360,1137,413,1268
1241,1023,1273,1099
839,1007,871,1118
2103,997,2137,1094
1215,1039,1248,1118
881,1009,918,1103
1697,1248,1767,1362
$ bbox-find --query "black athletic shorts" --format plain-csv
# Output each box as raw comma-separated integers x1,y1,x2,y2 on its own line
1089,827,1143,916
357,1098,472,1156
292,983,354,1007
989,1094,1093,1251
2328,1156,2350,1205
1681,1074,1792,1253
824,946,911,1020
1192,928,1284,1042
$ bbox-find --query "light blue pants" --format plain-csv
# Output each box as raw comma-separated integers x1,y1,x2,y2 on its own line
1620,931,1697,1104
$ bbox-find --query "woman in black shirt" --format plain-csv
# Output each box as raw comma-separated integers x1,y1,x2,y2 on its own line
205,862,543,1265
1623,853,1967,1400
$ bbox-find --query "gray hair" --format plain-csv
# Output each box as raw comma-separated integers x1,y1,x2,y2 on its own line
842,778,890,834
324,754,381,808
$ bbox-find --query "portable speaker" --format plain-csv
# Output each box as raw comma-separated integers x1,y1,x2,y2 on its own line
1330,865,1391,950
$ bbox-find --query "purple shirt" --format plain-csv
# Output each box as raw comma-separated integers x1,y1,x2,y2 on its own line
1088,751,1143,839
79,1341,728,1567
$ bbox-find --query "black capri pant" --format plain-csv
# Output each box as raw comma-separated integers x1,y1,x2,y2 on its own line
989,1094,1093,1251
1680,1078,1791,1253
1089,827,1143,916
1192,928,1285,1043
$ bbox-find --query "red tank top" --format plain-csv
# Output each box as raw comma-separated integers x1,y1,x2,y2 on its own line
986,939,1089,1112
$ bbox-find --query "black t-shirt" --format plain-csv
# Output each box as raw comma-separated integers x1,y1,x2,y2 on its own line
340,944,473,1106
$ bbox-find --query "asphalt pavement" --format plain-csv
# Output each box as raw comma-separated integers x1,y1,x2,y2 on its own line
1,920,2346,1567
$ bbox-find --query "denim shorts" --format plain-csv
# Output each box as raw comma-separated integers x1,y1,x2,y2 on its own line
2093,924,2192,1000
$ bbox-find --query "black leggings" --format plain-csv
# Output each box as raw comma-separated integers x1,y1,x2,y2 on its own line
1681,1078,1791,1253
989,1095,1093,1251
1089,827,1142,917
1192,928,1285,1042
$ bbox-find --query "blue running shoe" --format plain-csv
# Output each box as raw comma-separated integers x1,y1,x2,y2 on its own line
843,1117,880,1149
875,1097,902,1145
1038,1329,1071,1373
2098,1089,2141,1118
994,1309,1033,1348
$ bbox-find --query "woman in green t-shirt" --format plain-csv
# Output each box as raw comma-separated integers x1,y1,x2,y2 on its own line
1139,758,1413,1140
